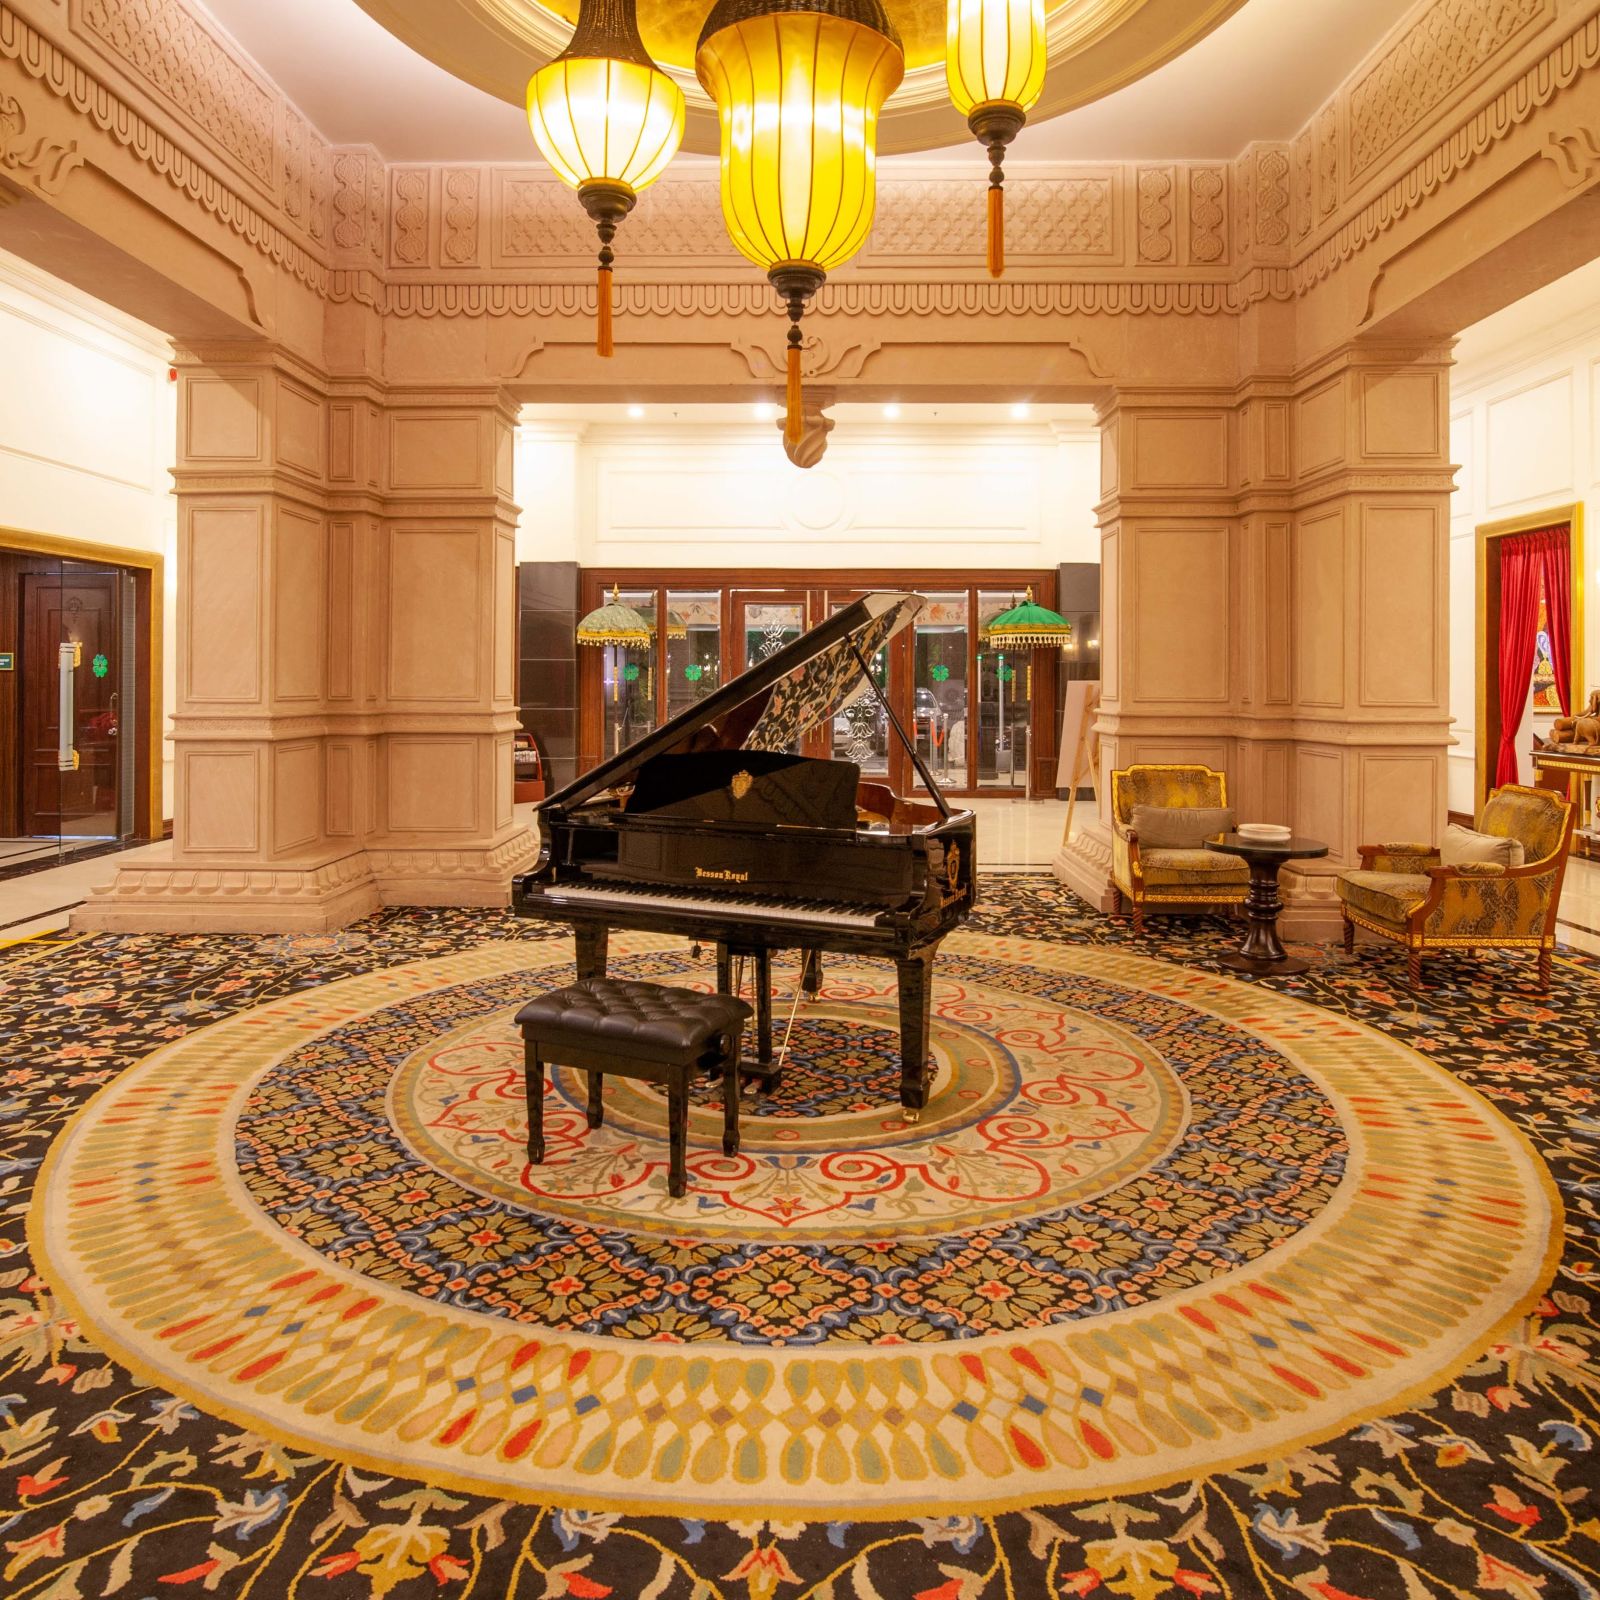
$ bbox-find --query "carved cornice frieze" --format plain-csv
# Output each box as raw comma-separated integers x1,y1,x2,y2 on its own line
1291,12,1600,299
333,273,1274,321
0,0,1595,342
1345,0,1550,183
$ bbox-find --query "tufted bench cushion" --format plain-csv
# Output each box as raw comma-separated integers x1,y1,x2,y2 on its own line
516,977,753,1198
515,978,751,1064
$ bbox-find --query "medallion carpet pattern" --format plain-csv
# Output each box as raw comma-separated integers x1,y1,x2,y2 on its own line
0,880,1594,1599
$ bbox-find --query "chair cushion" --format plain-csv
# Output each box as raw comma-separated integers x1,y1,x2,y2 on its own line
1441,823,1523,869
516,978,752,1062
1337,870,1431,925
1140,847,1250,888
1131,804,1236,849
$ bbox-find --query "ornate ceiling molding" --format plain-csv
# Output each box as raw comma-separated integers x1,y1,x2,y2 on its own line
350,0,1249,155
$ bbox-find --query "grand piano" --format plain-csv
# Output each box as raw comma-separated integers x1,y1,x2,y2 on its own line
513,592,977,1116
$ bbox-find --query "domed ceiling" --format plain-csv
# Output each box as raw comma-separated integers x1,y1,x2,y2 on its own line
353,0,1249,154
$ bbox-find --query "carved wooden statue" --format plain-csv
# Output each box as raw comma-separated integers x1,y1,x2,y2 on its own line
1552,688,1600,749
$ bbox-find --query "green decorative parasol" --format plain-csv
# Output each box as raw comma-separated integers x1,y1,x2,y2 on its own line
983,587,1073,650
576,586,653,647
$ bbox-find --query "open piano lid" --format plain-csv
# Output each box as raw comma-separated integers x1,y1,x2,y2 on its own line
542,591,926,811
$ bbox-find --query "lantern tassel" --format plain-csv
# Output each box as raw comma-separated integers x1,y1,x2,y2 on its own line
597,264,614,358
785,340,803,447
987,184,1004,279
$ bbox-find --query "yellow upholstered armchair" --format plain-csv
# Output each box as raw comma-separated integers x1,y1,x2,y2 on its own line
1110,764,1249,935
1336,784,1575,989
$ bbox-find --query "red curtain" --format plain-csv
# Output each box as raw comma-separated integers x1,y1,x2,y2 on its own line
1495,534,1543,787
1495,525,1573,787
1537,528,1573,718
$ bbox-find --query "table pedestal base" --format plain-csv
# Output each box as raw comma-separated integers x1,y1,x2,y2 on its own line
1217,951,1310,978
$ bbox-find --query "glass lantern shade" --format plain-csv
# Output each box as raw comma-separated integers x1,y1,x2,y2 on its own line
695,4,905,277
527,55,685,196
945,0,1046,118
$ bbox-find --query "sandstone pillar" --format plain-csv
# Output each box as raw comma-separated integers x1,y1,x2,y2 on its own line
74,349,535,932
1054,346,1453,938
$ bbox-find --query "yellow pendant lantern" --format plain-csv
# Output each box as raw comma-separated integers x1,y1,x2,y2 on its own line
946,0,1046,276
696,0,904,448
527,0,685,356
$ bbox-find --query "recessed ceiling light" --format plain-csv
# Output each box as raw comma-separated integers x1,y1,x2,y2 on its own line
883,403,901,420
1011,402,1031,420
753,402,776,421
627,404,645,418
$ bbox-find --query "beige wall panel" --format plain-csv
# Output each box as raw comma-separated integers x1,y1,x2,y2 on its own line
389,414,484,490
1359,371,1442,459
1294,508,1345,707
1264,519,1293,705
1359,505,1440,707
181,748,261,854
327,741,355,839
327,520,355,701
1129,413,1228,489
495,732,514,832
1486,373,1575,508
276,380,324,477
387,737,480,832
1294,747,1345,855
329,402,357,484
185,505,262,703
1100,526,1120,701
271,740,321,854
1294,379,1344,477
272,507,326,703
1122,739,1233,773
184,375,262,463
1132,524,1231,702
1357,753,1442,848
387,528,482,702
1257,742,1292,824
496,422,515,498
1100,418,1119,497
494,528,515,705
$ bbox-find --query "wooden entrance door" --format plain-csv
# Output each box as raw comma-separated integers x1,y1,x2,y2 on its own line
20,568,121,838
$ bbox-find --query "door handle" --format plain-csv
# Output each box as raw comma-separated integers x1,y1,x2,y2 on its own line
58,640,80,771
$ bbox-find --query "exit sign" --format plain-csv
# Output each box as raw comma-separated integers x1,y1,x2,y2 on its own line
0,653,13,671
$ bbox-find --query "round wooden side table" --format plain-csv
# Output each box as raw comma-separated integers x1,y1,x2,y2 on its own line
1203,833,1329,977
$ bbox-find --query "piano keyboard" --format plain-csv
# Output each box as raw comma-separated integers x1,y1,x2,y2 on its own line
539,882,886,929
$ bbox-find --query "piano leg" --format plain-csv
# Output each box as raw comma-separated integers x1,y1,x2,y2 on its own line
575,926,609,982
524,1040,546,1164
895,950,936,1119
802,951,823,996
722,1034,741,1157
717,943,781,1093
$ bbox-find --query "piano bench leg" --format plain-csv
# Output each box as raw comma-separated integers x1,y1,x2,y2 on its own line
722,1037,741,1158
667,1068,688,1199
523,1039,546,1165
586,1069,604,1130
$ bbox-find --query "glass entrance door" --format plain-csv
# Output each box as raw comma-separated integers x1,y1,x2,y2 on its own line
9,553,129,868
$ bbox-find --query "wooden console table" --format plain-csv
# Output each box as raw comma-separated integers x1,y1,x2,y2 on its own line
1532,746,1600,859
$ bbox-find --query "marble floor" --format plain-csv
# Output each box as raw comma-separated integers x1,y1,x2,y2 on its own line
1,798,1596,955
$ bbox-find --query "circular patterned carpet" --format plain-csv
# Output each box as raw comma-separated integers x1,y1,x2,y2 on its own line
32,929,1558,1521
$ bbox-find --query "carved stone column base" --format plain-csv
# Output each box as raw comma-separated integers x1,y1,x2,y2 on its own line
1050,820,1120,913
71,828,541,933
366,829,540,907
71,850,382,935
1277,862,1345,943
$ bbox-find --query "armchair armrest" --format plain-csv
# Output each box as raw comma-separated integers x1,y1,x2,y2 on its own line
1426,862,1505,880
1358,843,1441,873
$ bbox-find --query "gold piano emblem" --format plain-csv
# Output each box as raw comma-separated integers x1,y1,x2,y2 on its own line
730,769,754,801
946,842,962,885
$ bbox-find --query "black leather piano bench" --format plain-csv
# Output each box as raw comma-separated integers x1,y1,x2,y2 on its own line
514,978,753,1199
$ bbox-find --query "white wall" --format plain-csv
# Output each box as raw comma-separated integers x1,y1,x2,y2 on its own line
1448,259,1600,816
516,406,1102,573
0,249,177,819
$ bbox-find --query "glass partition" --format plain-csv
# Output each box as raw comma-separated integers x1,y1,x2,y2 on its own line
599,587,657,761
977,589,1033,788
912,591,967,789
664,589,721,725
